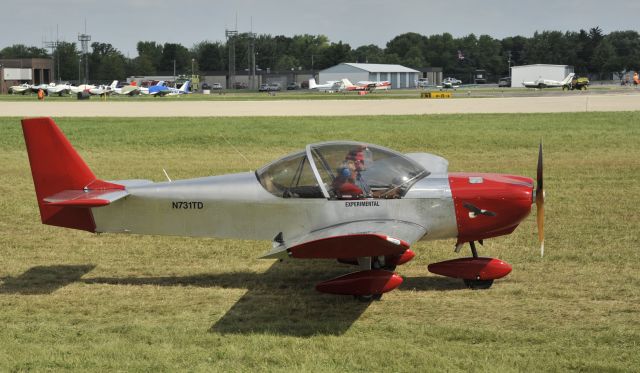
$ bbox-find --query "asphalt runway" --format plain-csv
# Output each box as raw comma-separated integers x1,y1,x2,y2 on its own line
1,93,639,117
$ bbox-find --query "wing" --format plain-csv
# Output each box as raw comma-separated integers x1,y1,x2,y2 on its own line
260,220,426,259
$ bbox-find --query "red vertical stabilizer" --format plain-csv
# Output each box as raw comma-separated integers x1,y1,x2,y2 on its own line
21,117,119,232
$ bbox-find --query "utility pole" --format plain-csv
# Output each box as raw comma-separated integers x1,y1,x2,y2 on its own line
43,24,60,82
247,32,256,89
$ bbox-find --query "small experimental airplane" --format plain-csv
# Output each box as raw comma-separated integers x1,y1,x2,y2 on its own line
355,80,391,91
523,73,575,89
308,78,344,92
69,84,96,95
113,81,140,96
46,83,72,96
21,117,545,300
89,80,118,96
438,77,463,90
341,79,391,92
9,83,32,94
165,81,191,96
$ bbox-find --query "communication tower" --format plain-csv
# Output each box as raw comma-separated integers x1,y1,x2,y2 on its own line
225,29,238,89
78,32,91,84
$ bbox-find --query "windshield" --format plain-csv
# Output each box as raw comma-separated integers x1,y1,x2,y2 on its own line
310,142,427,199
257,142,428,199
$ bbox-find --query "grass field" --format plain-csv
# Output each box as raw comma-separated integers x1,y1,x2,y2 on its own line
0,113,638,371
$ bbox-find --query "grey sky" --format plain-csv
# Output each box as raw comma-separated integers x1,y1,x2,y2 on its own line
2,0,639,57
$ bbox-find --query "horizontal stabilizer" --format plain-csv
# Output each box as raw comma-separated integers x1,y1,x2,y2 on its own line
44,189,129,208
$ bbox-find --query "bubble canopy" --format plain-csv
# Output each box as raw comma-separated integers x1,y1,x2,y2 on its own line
256,141,429,199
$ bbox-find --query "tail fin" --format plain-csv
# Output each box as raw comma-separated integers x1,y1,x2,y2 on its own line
308,78,317,89
21,117,123,232
179,81,190,93
110,80,118,89
562,73,575,85
341,78,354,88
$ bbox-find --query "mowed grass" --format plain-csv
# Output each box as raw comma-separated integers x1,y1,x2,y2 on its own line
0,113,639,372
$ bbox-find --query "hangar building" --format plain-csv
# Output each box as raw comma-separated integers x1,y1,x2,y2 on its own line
0,58,53,94
510,64,574,88
319,63,420,89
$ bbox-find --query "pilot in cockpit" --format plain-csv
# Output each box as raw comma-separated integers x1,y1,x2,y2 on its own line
333,146,372,199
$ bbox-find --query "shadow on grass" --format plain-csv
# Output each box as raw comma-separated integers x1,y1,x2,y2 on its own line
84,260,373,336
1,262,464,336
0,264,95,295
401,276,467,291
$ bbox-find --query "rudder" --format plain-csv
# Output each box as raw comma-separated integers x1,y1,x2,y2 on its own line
21,117,120,232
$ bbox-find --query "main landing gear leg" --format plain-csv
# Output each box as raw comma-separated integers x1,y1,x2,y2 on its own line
464,241,494,290
354,256,384,302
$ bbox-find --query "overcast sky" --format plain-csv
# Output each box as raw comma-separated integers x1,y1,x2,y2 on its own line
2,0,639,57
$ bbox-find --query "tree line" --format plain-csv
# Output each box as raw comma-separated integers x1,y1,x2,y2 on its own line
1,27,639,83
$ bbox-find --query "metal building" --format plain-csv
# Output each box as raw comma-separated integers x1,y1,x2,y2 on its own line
510,64,574,88
319,63,420,89
0,58,53,94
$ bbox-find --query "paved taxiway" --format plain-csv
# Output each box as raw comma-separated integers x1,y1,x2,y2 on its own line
1,93,639,117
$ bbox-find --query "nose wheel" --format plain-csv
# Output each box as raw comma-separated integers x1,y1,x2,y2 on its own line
428,240,512,288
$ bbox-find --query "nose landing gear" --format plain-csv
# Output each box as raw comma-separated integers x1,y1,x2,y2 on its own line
428,241,512,289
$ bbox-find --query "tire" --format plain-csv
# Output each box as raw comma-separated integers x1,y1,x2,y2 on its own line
463,279,494,289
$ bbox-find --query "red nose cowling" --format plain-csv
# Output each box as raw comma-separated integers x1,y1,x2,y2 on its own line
449,173,534,245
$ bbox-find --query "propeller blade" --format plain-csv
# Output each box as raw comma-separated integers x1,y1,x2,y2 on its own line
536,141,545,257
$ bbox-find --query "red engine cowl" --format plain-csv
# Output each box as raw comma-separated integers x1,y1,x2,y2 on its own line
428,257,512,280
315,270,403,295
449,172,534,244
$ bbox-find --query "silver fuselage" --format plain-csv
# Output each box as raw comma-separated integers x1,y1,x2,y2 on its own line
92,172,458,243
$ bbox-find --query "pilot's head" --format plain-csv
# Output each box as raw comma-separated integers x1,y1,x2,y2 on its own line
346,146,368,171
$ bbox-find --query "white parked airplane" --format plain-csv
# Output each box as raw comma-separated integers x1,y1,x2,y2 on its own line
88,81,118,96
522,73,575,89
165,81,191,96
9,83,32,94
47,83,72,96
308,78,344,92
69,84,97,95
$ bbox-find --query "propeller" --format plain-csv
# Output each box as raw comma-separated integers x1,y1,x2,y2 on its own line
535,141,545,257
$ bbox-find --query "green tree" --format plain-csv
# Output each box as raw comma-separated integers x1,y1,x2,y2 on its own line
54,41,80,81
353,45,385,63
274,55,300,71
136,41,163,72
89,42,126,82
192,41,225,71
160,43,191,73
0,44,48,58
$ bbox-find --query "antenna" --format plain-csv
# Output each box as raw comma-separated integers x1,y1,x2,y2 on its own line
43,24,61,82
162,168,172,182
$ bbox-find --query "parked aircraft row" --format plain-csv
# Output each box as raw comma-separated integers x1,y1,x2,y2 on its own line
8,80,191,97
307,78,391,93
